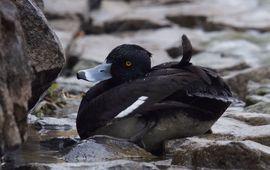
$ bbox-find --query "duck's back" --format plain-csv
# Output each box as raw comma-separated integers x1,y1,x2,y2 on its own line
147,62,232,121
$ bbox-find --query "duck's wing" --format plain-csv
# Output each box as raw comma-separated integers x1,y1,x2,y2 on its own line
77,71,202,138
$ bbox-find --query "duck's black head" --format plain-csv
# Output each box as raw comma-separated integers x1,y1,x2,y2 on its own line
77,44,152,84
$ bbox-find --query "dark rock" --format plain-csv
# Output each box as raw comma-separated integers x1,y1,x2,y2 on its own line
168,138,270,170
40,138,78,151
246,95,270,106
15,164,50,170
34,117,75,131
225,66,270,99
103,19,170,33
166,45,201,59
88,0,102,10
247,80,270,97
0,0,32,155
12,0,65,109
166,46,182,59
83,19,170,34
64,136,156,162
166,15,223,31
246,102,270,114
225,111,270,126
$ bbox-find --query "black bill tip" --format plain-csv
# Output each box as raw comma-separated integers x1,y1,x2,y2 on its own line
77,71,86,80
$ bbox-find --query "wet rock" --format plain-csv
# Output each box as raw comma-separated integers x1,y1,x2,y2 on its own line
210,8,270,32
246,102,270,114
64,136,155,162
34,117,75,131
44,0,88,19
16,160,158,170
33,0,44,11
192,52,246,72
212,115,270,146
168,138,270,170
207,39,262,66
225,66,270,99
0,0,32,155
245,80,270,105
167,15,223,31
246,95,270,106
248,80,270,95
13,0,65,109
83,0,171,34
166,46,182,58
15,164,50,170
225,111,270,126
88,0,102,10
103,19,170,33
40,137,78,151
166,0,270,32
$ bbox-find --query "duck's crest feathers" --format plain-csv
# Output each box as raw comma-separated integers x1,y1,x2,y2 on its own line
179,34,192,66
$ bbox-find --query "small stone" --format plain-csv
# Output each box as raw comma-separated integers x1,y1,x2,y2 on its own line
247,80,270,96
246,95,270,106
34,117,75,131
40,137,78,151
246,102,270,114
64,136,156,162
225,66,270,99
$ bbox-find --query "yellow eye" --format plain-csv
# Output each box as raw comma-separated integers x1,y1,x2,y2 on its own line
125,61,132,67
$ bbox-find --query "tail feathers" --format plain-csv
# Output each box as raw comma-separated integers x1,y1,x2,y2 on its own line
179,34,192,66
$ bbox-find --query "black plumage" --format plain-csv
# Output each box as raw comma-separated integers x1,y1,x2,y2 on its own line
76,35,232,152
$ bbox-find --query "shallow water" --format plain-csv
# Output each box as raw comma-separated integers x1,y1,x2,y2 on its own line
3,126,78,169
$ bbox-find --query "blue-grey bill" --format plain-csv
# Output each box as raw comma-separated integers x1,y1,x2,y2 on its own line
77,63,112,82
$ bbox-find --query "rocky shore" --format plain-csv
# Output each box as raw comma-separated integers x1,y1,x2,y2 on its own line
1,0,270,169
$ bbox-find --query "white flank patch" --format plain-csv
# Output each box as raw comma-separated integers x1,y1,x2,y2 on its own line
115,96,148,118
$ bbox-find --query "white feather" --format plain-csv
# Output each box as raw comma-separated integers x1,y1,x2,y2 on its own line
115,96,148,118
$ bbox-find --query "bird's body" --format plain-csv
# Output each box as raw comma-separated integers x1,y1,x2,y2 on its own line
76,35,232,152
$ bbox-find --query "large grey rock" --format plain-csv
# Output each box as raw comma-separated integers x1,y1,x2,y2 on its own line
64,136,155,162
0,0,32,155
167,138,270,170
0,0,64,156
12,0,65,109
